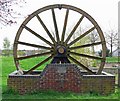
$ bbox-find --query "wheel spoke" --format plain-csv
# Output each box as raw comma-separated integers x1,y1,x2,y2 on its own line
68,26,96,46
69,42,102,50
36,14,56,44
24,55,53,74
68,55,95,74
51,8,60,43
17,41,52,50
69,51,103,60
16,51,52,60
65,15,84,44
23,25,53,46
61,9,69,43
97,61,105,74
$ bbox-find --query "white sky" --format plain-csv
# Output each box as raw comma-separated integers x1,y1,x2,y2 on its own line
0,0,119,50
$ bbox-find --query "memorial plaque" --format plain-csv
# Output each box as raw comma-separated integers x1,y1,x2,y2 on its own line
57,66,67,73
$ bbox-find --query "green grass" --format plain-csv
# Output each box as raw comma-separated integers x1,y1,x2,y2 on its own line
106,57,119,63
1,56,120,100
19,56,50,70
2,89,119,100
1,56,49,92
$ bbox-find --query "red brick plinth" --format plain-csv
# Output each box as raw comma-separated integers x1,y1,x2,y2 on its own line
7,64,115,95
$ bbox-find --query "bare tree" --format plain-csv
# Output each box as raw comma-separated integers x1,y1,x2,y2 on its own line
0,0,26,26
105,30,118,57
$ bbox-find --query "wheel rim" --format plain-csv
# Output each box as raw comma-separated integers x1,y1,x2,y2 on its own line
13,4,106,75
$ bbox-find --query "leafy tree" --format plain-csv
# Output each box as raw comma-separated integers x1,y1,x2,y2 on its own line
3,37,11,56
98,48,110,57
88,30,99,54
73,36,92,67
17,50,25,56
3,37,10,49
71,28,94,67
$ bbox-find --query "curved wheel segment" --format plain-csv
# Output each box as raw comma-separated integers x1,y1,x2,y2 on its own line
13,4,106,74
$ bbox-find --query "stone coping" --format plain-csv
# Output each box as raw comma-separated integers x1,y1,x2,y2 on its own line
8,70,115,78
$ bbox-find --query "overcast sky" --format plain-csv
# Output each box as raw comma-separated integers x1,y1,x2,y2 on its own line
0,0,119,49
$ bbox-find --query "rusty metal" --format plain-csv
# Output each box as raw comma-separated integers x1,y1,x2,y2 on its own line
13,4,106,74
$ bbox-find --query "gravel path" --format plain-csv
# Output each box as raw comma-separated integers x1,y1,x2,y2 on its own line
104,63,119,68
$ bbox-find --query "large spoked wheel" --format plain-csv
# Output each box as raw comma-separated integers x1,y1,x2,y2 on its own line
13,4,106,75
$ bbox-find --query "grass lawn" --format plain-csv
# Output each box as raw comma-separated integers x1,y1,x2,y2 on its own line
106,57,119,63
1,56,120,100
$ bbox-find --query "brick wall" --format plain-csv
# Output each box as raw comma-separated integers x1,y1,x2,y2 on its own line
7,64,115,95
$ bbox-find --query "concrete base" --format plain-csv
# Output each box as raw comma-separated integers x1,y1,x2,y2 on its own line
7,64,115,95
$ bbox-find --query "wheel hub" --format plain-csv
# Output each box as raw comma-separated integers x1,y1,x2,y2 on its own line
57,45,66,54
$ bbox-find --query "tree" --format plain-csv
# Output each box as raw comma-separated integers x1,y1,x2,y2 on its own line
98,48,110,57
71,27,94,67
105,30,118,57
88,30,99,54
3,37,11,56
73,36,92,67
0,0,26,26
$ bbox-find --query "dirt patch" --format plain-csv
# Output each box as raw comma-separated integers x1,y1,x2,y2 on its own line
104,63,119,68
